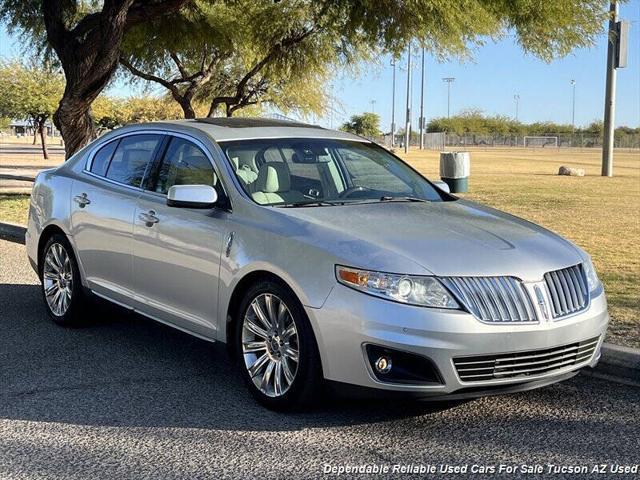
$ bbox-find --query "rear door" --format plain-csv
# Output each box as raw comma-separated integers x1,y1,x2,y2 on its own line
131,134,230,338
70,133,163,305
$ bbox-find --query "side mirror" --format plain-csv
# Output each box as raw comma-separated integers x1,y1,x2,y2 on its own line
167,185,218,209
433,180,451,194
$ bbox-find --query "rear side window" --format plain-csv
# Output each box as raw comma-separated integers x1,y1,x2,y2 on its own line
105,134,162,188
90,140,118,177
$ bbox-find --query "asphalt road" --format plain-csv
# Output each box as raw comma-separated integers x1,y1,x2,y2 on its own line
1,239,639,479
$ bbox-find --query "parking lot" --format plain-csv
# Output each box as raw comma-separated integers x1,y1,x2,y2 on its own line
1,238,639,479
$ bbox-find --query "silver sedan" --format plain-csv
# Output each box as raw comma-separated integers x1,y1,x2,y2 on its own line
26,118,609,409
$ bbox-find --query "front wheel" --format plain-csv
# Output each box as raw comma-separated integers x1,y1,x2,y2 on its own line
235,280,322,409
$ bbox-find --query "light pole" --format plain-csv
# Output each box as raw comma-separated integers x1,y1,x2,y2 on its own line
390,59,396,147
514,94,520,121
602,1,618,176
419,47,426,149
442,77,455,118
404,44,412,154
370,99,376,114
570,80,576,130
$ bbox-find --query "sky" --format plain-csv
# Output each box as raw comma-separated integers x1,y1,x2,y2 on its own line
1,1,638,130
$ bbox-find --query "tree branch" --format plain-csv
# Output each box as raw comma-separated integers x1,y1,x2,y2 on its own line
119,56,181,96
42,0,71,55
207,27,316,116
125,0,193,29
169,52,190,79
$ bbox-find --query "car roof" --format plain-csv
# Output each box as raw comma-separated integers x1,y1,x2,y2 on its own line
127,117,369,143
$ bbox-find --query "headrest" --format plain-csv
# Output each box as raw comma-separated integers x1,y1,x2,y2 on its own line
229,150,258,173
255,162,290,193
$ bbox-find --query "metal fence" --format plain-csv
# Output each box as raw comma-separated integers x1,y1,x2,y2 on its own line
382,132,640,150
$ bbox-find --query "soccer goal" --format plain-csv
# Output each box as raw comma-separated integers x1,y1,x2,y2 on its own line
523,136,559,148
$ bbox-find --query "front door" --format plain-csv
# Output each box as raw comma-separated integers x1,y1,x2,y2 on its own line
132,135,229,338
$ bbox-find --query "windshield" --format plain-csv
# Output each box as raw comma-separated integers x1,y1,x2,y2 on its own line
219,138,451,206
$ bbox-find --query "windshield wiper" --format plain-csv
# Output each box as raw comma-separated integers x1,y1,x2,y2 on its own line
276,200,347,208
378,196,429,203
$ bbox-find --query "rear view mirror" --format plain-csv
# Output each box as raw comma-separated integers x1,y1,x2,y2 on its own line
167,185,218,209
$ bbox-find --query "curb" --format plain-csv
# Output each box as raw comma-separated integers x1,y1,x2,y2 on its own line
0,173,36,182
596,343,640,383
0,221,26,243
0,219,638,384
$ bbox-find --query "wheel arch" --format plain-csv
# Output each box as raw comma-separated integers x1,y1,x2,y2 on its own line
36,223,87,288
225,270,316,360
37,224,69,275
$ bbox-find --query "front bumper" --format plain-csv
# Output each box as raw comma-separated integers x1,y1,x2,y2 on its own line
306,284,609,396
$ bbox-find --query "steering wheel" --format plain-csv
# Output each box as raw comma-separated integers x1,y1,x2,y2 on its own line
338,186,372,198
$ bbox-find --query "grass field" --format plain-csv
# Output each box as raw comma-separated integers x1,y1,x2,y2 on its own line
0,194,31,224
1,147,638,347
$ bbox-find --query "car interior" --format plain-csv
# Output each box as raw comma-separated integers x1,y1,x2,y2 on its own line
224,142,348,205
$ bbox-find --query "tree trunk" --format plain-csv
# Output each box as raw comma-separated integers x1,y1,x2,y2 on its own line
32,125,37,145
178,98,196,119
53,93,97,159
38,119,49,160
43,0,192,159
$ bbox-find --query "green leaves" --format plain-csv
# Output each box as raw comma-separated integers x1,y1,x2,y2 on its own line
0,60,64,121
341,112,381,137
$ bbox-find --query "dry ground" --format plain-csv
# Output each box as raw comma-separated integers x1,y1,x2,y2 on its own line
1,147,638,346
398,147,640,347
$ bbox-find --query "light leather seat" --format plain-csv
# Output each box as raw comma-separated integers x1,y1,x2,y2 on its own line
231,156,258,191
252,162,306,205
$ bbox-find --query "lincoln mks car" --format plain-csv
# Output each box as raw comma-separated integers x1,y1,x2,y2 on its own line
26,118,609,409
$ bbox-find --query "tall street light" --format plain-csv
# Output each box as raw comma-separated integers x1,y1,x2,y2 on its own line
390,59,396,147
571,79,576,131
419,47,426,150
514,94,520,121
370,99,377,114
442,77,455,118
404,44,412,154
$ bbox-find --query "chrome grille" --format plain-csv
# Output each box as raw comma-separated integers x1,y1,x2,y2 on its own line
442,276,537,323
544,264,589,318
453,337,599,382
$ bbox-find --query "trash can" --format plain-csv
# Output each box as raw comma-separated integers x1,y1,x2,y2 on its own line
439,151,470,193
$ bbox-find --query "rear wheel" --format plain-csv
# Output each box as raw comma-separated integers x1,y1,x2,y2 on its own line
235,280,322,409
40,234,88,326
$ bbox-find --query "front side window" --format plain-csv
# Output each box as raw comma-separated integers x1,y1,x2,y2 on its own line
105,134,162,187
219,138,449,206
152,137,220,196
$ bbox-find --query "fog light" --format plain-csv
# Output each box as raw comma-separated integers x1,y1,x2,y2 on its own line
374,356,392,374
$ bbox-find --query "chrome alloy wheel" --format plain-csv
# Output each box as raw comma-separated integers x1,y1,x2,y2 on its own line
241,293,299,397
43,243,73,316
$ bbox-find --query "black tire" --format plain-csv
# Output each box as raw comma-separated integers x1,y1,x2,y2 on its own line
235,279,322,410
40,233,89,326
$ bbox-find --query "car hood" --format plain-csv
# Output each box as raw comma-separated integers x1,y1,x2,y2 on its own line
274,200,583,282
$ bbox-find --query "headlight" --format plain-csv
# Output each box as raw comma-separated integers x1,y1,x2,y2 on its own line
335,265,459,309
582,258,602,293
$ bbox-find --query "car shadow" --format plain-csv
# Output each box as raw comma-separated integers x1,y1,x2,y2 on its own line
0,282,462,432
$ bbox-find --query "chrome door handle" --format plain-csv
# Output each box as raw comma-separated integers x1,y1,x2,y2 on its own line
139,210,159,227
74,193,91,207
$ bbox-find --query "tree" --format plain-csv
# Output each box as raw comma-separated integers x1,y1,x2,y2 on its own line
0,61,64,159
119,0,348,119
1,0,609,157
340,113,380,138
1,0,192,158
91,95,184,133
